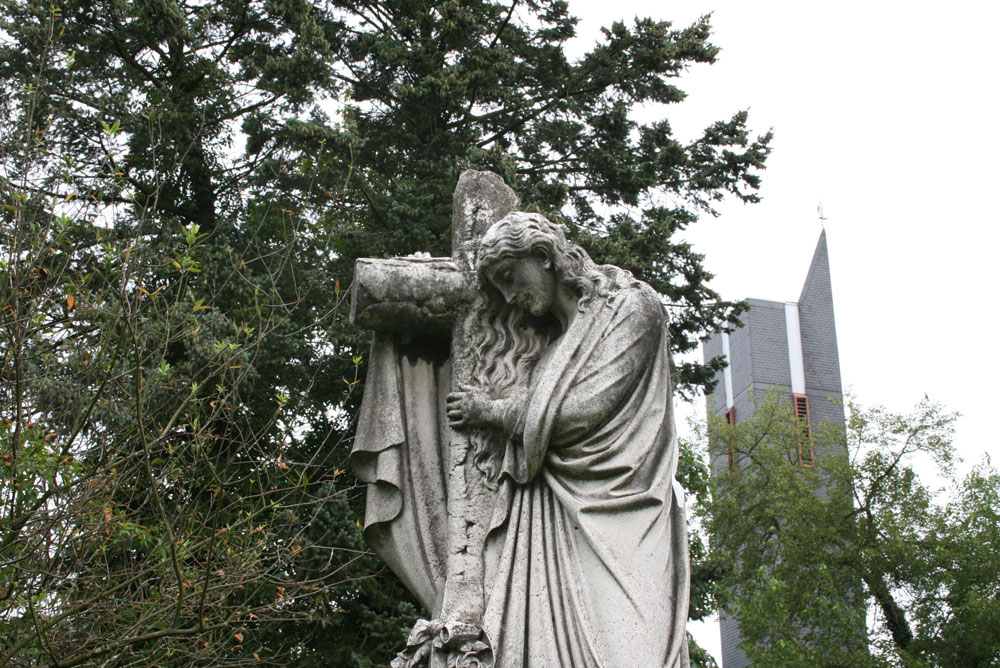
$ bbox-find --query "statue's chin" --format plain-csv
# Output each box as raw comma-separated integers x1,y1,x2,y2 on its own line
524,298,548,318
511,296,546,318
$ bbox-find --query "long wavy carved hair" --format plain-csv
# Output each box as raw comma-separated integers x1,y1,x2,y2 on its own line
466,212,611,482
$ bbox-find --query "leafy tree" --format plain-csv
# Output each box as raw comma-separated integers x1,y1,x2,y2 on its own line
268,0,771,393
1,0,771,664
0,2,413,665
677,436,720,668
702,391,1000,668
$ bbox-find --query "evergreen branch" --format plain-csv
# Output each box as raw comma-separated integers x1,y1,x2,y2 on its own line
488,0,518,50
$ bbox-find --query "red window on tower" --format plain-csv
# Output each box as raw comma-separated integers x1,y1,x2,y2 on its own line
793,394,814,467
725,407,736,471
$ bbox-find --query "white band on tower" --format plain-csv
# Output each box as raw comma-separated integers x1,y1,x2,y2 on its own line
721,332,735,409
785,302,806,395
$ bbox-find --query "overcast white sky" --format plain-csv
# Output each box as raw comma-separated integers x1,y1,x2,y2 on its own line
568,0,999,661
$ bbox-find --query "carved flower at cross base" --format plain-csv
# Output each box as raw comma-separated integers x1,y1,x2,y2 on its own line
448,639,491,668
391,619,493,668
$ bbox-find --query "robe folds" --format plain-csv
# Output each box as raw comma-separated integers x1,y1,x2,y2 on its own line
351,269,690,668
351,335,451,615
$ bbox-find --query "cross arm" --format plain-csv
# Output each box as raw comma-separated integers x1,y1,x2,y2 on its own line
350,257,474,334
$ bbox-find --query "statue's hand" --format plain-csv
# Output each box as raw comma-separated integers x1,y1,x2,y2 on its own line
446,384,497,430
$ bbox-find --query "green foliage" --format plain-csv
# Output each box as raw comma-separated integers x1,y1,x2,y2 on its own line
0,2,388,664
288,0,770,394
1,0,772,664
678,433,719,623
702,391,1000,668
677,435,720,667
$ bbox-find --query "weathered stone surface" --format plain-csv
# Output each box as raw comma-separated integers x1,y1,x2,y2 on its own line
350,257,470,334
351,170,519,667
441,171,521,629
350,173,690,668
451,169,520,271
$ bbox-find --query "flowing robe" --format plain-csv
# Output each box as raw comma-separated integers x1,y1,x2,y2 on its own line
483,272,690,668
351,269,690,668
351,335,451,615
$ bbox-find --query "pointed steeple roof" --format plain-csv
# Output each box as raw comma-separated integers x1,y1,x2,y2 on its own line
799,229,831,306
797,229,841,395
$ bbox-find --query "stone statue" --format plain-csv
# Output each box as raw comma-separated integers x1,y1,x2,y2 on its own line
350,171,690,668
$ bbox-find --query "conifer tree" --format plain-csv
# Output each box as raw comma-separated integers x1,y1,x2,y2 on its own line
304,0,771,390
1,1,769,664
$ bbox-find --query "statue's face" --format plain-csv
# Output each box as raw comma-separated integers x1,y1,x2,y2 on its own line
485,253,557,317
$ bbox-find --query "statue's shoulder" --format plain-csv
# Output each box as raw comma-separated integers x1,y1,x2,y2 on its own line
597,265,667,324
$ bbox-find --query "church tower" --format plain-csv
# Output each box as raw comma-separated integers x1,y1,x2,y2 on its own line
701,230,845,668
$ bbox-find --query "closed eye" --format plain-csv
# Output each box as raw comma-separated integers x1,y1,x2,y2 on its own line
491,268,512,285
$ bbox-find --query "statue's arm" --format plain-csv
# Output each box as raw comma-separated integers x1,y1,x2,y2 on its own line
495,395,528,436
446,387,527,436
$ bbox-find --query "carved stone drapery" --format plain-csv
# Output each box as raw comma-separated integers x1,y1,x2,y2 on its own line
349,173,691,668
350,170,518,666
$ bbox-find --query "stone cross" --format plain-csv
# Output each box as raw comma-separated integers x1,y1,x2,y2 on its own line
350,170,518,628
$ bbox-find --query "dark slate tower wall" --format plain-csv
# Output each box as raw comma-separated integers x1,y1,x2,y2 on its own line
701,231,847,668
705,299,796,668
704,299,795,668
797,230,845,430
726,313,755,409
743,298,792,397
713,300,794,418
717,611,747,668
703,334,726,416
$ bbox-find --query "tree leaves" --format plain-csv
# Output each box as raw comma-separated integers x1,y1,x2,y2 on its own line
702,392,1000,668
1,0,774,664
